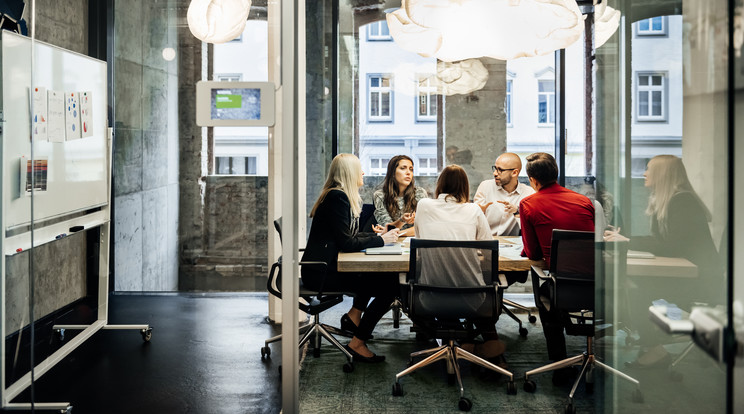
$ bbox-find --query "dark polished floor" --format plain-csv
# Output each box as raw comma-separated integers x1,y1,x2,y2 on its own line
4,293,282,414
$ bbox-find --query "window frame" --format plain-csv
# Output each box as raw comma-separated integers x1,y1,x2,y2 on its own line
214,73,243,82
215,156,258,175
366,20,392,41
636,16,667,36
415,74,437,122
635,72,667,122
537,79,556,127
506,78,513,127
368,156,392,176
368,74,393,122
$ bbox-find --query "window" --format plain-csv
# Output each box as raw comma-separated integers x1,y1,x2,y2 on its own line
505,79,513,126
369,157,391,176
417,158,438,176
636,73,666,121
367,21,392,41
215,73,242,82
416,75,437,121
537,79,555,125
215,156,257,175
636,16,666,36
368,75,393,121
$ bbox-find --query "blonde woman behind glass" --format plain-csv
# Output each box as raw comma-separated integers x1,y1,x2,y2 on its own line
302,154,399,362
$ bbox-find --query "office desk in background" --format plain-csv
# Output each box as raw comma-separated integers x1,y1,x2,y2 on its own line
337,236,536,273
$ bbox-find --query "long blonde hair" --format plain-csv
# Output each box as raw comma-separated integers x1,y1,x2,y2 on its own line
645,155,710,236
310,153,363,218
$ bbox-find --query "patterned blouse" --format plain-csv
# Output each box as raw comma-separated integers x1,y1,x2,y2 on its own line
372,186,429,230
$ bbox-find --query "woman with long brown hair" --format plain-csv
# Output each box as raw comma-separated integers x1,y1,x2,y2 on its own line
373,155,428,237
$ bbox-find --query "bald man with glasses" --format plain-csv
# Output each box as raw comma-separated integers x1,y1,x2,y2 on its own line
474,152,535,236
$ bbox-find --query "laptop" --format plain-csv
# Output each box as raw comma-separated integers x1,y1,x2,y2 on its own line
365,243,403,255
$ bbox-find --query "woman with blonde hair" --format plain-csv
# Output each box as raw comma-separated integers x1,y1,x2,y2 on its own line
302,153,399,362
373,155,428,237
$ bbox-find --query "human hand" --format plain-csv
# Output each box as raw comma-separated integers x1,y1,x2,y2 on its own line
478,202,493,214
496,200,517,214
372,224,385,234
381,228,400,244
603,226,628,242
401,212,416,225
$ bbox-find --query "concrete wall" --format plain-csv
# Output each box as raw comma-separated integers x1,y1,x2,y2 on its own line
112,0,179,291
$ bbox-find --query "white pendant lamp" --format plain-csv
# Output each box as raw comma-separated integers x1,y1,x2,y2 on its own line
387,0,584,62
187,0,252,44
424,59,489,96
593,1,621,48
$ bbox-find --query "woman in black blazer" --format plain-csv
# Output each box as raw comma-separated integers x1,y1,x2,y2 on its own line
302,153,399,362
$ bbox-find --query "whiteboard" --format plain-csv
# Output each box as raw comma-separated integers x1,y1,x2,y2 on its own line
2,31,108,230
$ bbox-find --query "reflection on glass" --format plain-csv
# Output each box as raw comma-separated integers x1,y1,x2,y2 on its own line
212,20,268,176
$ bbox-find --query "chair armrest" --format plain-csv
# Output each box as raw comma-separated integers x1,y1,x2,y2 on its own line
497,273,509,289
531,265,552,281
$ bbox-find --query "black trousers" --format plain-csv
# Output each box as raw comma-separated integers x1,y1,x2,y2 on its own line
537,281,568,361
302,270,398,341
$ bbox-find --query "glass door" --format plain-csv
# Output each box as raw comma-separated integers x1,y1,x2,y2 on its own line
595,0,735,412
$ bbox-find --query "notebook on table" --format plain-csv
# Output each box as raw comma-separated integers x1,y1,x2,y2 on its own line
365,243,403,255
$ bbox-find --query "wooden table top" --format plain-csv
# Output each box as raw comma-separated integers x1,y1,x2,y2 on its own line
337,236,698,278
337,236,534,273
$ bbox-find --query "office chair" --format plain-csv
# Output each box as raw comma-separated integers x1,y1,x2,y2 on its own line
261,218,354,373
392,239,517,412
523,229,642,414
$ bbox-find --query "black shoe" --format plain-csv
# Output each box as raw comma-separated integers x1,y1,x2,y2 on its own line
341,314,373,339
340,313,359,333
551,367,578,386
344,344,385,363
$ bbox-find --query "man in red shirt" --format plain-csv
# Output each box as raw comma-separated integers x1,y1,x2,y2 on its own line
519,152,594,385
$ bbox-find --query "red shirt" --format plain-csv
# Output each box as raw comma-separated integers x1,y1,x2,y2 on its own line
519,183,594,267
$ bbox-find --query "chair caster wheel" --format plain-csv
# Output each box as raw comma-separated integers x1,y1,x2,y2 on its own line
392,382,403,396
507,381,517,395
523,379,536,393
528,315,537,323
141,327,153,342
632,388,644,403
458,397,472,411
261,346,271,360
343,362,354,373
519,327,528,337
313,347,321,358
565,402,576,414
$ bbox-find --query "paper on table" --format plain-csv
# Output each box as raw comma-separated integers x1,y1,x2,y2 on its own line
628,250,655,259
365,243,403,255
499,239,526,260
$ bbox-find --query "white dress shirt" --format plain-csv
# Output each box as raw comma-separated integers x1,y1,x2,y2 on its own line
414,194,492,294
473,180,535,236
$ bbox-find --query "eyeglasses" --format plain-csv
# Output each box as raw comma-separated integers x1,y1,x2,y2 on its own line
492,166,516,174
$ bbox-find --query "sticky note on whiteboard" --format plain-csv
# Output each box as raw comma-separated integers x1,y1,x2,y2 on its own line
32,86,48,141
65,92,81,140
79,91,93,138
47,90,65,143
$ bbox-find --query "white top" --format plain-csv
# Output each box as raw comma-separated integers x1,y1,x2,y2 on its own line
473,180,535,236
414,194,492,290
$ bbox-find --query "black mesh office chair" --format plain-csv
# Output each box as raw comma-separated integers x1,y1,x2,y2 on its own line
523,229,642,413
392,239,516,412
261,218,354,373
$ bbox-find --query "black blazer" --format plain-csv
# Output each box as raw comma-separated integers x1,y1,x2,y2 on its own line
301,190,384,285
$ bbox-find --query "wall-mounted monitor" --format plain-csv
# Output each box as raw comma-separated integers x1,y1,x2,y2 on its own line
196,81,275,127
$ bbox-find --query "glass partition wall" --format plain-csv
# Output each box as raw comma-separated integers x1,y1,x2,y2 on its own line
320,0,736,412
594,0,731,412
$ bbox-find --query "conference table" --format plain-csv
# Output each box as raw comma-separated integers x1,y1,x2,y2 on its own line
337,236,533,274
336,236,698,278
